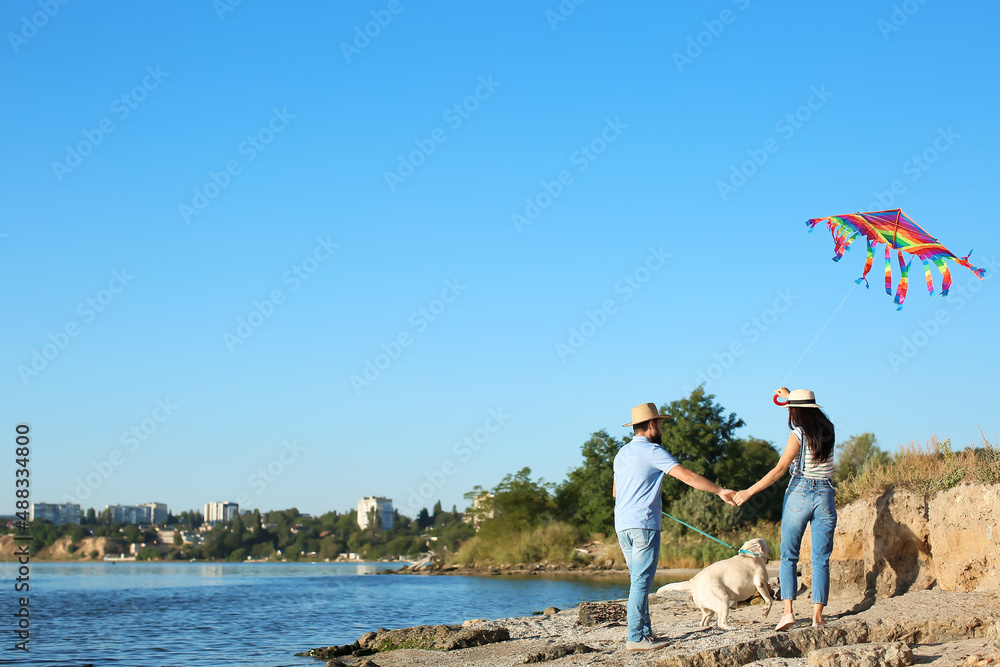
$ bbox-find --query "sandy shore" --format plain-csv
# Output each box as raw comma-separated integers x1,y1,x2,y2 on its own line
318,587,1000,666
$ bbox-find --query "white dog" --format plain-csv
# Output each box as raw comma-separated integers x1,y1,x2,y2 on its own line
655,538,773,630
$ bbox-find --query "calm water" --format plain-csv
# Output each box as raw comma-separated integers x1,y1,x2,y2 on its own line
2,562,682,666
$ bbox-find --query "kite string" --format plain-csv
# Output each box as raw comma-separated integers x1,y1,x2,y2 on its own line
780,283,857,387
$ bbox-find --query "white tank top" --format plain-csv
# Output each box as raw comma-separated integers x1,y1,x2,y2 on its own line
791,427,834,480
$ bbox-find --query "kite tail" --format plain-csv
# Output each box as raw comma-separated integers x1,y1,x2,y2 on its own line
893,250,912,310
957,249,987,279
922,258,934,297
884,245,892,295
856,240,875,288
831,225,848,262
940,262,953,296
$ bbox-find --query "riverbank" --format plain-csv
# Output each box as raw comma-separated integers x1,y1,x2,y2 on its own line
302,587,1000,666
386,561,705,580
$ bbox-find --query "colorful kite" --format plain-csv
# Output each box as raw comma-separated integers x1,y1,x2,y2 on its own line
806,209,985,309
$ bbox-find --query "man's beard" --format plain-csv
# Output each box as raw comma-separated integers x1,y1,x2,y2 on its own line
648,432,662,445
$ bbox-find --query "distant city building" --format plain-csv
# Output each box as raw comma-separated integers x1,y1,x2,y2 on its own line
144,502,168,524
357,496,393,530
105,502,169,525
204,501,239,523
30,502,81,525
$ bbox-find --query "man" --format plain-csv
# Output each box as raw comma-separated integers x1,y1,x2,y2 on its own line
613,402,737,651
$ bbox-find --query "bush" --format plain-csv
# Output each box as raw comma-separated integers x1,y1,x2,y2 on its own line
659,519,781,568
452,521,582,566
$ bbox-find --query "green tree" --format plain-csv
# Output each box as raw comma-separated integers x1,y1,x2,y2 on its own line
123,524,142,544
173,531,183,546
833,433,889,482
556,429,623,534
468,467,555,536
658,387,745,508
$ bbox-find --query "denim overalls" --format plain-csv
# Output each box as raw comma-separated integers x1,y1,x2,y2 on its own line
779,427,837,604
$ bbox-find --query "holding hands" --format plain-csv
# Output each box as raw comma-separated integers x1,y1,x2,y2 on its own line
718,488,738,506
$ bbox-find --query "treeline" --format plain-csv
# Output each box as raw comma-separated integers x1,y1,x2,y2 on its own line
7,501,473,563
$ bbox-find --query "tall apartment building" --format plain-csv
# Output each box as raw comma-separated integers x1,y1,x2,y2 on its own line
105,502,169,525
29,502,81,525
357,496,393,530
204,501,239,523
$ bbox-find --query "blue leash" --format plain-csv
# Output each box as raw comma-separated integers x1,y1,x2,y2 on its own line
661,511,757,556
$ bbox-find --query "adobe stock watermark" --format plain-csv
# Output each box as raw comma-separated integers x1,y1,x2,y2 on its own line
340,0,411,63
866,127,958,211
234,439,306,508
51,65,169,183
179,107,295,223
673,0,751,73
384,75,501,192
213,0,245,21
17,269,134,386
224,236,339,352
7,0,71,54
60,397,179,505
556,246,669,362
887,255,996,373
716,85,833,202
681,289,799,393
545,0,586,30
350,279,467,394
403,408,510,515
877,0,930,40
511,116,627,233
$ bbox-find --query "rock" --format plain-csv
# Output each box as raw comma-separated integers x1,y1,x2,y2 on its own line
463,618,486,627
325,660,347,667
373,624,510,651
578,602,627,627
524,643,597,663
357,631,377,648
650,626,850,666
808,641,913,667
988,619,1000,647
543,606,560,615
357,658,382,667
297,642,360,659
798,484,1000,603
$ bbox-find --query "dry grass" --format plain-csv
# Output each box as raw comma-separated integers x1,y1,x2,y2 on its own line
450,521,583,567
836,433,1000,506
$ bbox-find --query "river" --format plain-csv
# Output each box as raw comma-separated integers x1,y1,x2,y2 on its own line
6,561,682,666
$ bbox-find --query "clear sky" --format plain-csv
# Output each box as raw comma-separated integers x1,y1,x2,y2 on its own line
3,1,998,519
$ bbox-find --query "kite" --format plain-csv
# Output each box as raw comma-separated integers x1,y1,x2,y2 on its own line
805,208,985,310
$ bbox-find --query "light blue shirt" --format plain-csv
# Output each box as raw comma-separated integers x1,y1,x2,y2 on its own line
613,436,680,531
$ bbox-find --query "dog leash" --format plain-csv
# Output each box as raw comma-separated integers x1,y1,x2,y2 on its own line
661,511,758,556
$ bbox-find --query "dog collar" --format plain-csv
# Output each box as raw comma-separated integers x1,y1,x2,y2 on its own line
738,549,762,557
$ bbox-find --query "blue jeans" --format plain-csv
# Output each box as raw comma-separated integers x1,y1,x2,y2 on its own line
780,477,837,604
616,528,660,642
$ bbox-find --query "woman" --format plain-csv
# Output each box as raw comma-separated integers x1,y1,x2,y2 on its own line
733,387,837,630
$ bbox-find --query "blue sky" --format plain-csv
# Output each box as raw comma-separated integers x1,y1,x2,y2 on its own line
3,0,998,519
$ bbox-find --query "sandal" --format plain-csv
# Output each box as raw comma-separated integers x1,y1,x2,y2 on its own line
775,613,796,631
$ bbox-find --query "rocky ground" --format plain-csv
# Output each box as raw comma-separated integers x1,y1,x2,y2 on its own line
302,588,1000,667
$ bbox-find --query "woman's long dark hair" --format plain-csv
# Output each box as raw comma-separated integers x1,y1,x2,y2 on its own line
788,407,835,463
